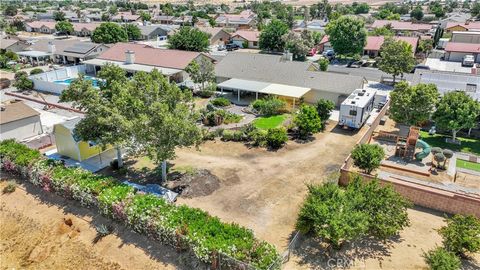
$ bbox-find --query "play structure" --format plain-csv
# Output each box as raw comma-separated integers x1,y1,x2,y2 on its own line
394,126,431,161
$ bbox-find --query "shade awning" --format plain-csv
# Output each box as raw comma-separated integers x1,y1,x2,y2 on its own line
17,51,52,57
217,78,311,99
82,59,182,76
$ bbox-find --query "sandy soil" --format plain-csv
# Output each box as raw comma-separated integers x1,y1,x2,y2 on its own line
173,122,364,248
0,180,202,270
286,207,480,270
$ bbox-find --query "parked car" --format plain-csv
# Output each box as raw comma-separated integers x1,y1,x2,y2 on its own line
411,64,430,73
217,44,226,51
322,49,335,60
226,43,240,51
347,60,362,68
462,55,475,67
307,47,317,56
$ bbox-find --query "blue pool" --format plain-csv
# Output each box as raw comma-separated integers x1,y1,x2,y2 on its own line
54,76,101,87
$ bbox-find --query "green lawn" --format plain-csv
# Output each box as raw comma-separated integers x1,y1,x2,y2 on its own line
253,114,287,129
419,131,480,156
456,159,480,172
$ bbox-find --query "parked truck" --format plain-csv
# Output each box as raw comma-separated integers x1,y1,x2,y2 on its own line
339,88,376,129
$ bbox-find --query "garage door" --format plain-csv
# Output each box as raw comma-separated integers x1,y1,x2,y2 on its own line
448,52,466,62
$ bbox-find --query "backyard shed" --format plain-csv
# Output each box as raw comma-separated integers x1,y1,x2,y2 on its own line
0,101,43,141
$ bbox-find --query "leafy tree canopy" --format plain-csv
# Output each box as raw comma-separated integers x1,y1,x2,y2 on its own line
439,215,480,256
91,22,128,44
351,143,385,174
325,16,367,56
294,104,323,138
124,24,141,41
53,11,66,21
185,57,215,90
55,21,74,35
167,26,210,52
259,19,289,52
377,38,416,82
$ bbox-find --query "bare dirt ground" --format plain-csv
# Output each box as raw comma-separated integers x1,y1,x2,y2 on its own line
0,180,202,270
286,206,480,270
172,122,364,248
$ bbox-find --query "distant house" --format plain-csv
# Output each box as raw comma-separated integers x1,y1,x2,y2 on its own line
318,35,332,52
370,20,433,36
444,42,480,63
215,52,364,106
155,15,176,25
364,36,418,57
83,43,215,83
0,36,28,52
0,101,43,141
197,26,231,45
111,12,141,22
445,22,480,33
451,31,480,44
215,10,256,30
72,23,100,36
53,118,113,162
412,69,479,100
25,21,56,34
231,30,260,48
293,19,328,33
138,25,172,40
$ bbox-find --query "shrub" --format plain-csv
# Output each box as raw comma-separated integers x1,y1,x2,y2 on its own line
202,110,242,126
296,175,411,249
29,68,44,75
315,99,335,122
265,127,288,149
293,104,323,138
249,128,268,147
3,181,17,193
0,77,11,89
439,215,480,256
221,130,245,142
351,144,385,174
423,247,461,270
318,58,330,71
211,97,231,107
13,71,33,91
252,97,286,116
197,89,215,98
0,140,280,269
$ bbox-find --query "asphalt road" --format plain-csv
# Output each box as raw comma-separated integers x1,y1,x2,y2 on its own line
327,65,414,82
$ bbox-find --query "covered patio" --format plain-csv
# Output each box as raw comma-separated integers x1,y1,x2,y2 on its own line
17,51,52,66
217,78,311,109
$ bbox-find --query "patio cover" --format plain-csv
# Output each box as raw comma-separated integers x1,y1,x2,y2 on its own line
82,58,182,76
17,51,52,57
217,78,311,98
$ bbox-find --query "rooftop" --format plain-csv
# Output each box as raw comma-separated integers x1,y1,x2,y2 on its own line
0,101,40,125
445,42,480,53
232,30,260,42
371,20,432,31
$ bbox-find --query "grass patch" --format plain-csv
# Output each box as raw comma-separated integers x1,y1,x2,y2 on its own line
419,131,480,156
253,114,287,129
456,159,480,172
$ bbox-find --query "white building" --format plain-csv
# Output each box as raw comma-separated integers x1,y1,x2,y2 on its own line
0,101,43,141
339,89,376,129
412,69,480,100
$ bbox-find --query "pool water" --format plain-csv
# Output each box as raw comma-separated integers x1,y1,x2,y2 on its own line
54,75,101,87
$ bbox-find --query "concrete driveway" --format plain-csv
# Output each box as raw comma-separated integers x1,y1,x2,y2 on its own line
425,58,472,73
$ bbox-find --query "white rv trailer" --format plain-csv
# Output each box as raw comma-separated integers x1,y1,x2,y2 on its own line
339,88,376,129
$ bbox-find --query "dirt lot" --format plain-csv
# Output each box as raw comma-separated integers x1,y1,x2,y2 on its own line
172,122,364,248
286,207,480,269
0,180,201,270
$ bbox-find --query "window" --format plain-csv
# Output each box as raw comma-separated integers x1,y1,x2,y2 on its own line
349,110,357,116
253,41,258,46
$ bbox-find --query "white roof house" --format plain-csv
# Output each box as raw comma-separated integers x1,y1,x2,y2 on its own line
412,69,480,100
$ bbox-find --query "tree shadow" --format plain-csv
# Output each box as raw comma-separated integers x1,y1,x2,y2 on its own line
18,179,207,270
292,234,403,269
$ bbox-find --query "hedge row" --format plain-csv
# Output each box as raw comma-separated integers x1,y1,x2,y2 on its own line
0,140,280,269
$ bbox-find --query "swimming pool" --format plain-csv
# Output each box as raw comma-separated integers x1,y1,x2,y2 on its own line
54,75,101,87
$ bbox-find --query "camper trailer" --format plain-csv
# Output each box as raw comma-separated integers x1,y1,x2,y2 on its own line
339,88,376,129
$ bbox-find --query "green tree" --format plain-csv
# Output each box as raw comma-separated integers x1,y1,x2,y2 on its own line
472,2,480,18
439,215,480,256
318,58,329,71
91,22,128,43
433,91,480,142
4,5,17,16
55,21,74,36
418,39,434,56
389,82,439,126
259,19,289,52
30,68,44,75
167,26,210,52
283,31,312,60
351,143,384,174
265,127,288,149
377,38,416,83
294,104,323,138
423,247,461,270
140,11,151,22
315,98,335,122
124,24,141,41
410,6,424,21
325,16,367,56
53,11,66,21
369,26,395,36
185,57,215,91
13,71,33,91
101,13,111,22
354,3,370,14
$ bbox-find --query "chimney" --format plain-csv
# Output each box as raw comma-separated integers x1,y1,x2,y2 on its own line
48,42,56,54
125,50,135,64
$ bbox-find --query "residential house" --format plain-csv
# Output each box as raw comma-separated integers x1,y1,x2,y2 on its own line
412,69,479,100
155,15,176,25
25,21,56,34
138,25,173,40
444,42,480,63
445,22,480,33
451,31,480,44
215,10,256,30
0,101,43,141
72,23,100,37
112,12,141,22
215,52,364,106
364,36,418,57
370,20,433,36
318,35,332,52
82,43,214,83
0,36,28,52
197,26,231,45
293,19,328,33
53,118,113,162
230,30,260,48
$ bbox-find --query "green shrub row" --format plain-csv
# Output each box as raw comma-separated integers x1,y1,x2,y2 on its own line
251,97,287,116
211,97,231,107
0,139,280,269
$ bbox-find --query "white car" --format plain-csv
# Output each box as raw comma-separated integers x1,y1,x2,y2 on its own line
462,55,475,67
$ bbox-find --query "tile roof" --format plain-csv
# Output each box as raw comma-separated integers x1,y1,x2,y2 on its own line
26,21,100,32
445,42,480,53
26,39,100,56
215,52,364,94
97,43,205,70
197,26,229,38
232,30,260,42
0,101,40,125
446,21,480,30
364,36,418,51
371,20,432,31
